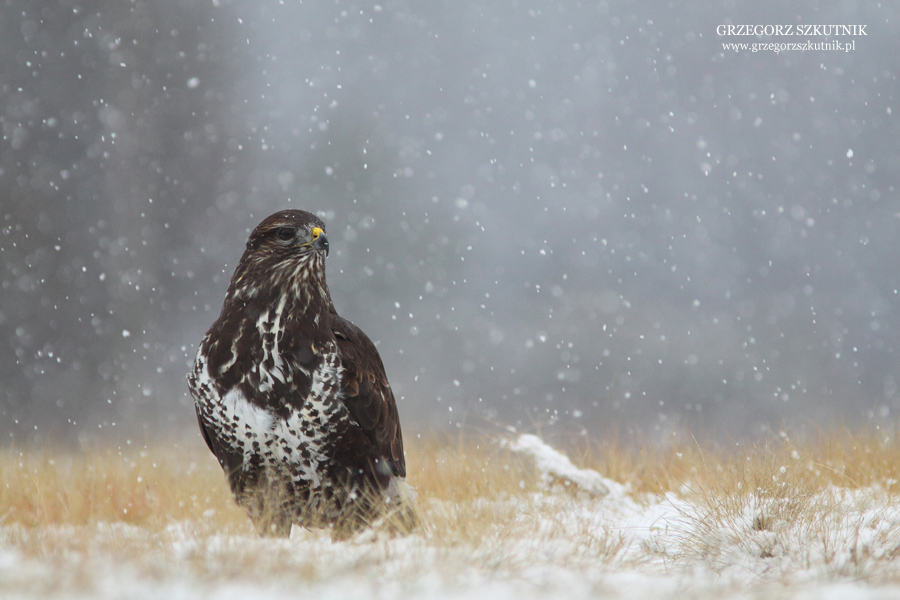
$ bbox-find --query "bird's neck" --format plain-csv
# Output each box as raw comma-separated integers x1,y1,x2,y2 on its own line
225,257,334,322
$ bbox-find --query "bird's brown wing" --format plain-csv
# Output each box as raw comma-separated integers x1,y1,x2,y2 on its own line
188,352,252,496
192,403,249,495
331,315,406,478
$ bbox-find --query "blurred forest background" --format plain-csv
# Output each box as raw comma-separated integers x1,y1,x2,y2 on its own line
1,1,898,445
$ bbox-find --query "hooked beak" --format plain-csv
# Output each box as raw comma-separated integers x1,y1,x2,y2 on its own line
310,227,329,257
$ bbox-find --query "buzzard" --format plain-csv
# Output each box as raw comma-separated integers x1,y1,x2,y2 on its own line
187,209,415,538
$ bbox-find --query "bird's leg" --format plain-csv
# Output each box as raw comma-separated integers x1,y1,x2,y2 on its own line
240,474,294,538
253,510,293,538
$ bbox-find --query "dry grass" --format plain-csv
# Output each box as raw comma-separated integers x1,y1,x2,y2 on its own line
571,426,900,495
2,426,900,596
0,441,247,532
2,427,900,532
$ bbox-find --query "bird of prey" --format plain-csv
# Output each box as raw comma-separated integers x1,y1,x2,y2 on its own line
187,209,415,538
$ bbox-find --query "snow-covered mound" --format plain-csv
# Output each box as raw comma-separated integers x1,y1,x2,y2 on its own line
503,433,627,498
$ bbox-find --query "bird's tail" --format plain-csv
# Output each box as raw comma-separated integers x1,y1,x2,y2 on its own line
383,476,418,534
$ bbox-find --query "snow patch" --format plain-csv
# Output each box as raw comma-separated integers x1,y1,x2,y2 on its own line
503,433,625,498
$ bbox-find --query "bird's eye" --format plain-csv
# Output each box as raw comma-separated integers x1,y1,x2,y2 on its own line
276,227,295,241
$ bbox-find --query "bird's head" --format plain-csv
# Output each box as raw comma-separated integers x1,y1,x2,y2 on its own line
246,209,330,260
226,210,333,308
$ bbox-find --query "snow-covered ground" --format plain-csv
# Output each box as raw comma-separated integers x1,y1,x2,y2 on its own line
2,435,900,599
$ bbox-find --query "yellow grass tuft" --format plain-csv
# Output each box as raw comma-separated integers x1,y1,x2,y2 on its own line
0,442,249,532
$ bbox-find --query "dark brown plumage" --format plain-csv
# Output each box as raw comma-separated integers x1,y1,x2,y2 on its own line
187,210,414,538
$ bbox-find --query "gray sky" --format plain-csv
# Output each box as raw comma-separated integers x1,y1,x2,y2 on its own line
1,1,898,445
